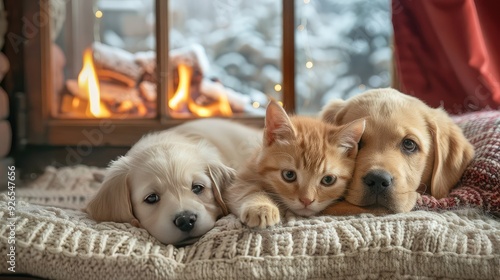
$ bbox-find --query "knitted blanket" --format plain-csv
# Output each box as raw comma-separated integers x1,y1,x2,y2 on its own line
11,165,105,210
1,194,499,280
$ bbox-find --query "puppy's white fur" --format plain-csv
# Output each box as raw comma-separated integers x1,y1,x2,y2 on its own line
86,119,261,245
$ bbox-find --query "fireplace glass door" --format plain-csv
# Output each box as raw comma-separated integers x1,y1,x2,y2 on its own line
51,0,280,120
53,0,156,119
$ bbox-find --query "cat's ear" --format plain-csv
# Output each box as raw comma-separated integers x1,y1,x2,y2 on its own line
332,119,366,157
264,100,296,146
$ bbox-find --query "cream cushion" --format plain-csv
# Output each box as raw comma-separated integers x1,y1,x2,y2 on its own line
1,193,499,279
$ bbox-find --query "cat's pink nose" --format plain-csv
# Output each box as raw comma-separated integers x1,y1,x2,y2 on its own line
300,198,314,207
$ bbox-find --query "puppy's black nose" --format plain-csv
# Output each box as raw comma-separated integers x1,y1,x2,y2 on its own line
363,170,393,193
173,211,197,232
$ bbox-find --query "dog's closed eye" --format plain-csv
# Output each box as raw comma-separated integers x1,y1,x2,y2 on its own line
144,193,160,204
191,183,205,195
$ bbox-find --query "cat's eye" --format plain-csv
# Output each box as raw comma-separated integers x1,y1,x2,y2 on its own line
144,193,160,204
281,170,297,182
401,138,418,154
192,183,205,195
321,175,337,186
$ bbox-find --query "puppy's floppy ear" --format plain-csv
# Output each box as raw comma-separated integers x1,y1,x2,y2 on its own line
207,163,236,216
427,109,475,199
331,119,366,158
264,100,296,146
85,156,137,224
320,99,347,125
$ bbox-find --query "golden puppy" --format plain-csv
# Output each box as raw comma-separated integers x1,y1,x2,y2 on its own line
86,119,261,245
320,88,474,214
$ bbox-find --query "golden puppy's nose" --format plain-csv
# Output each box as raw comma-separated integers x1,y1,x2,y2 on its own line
363,170,393,193
174,211,197,232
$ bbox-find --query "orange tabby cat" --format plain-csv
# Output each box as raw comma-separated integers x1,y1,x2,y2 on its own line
224,100,365,228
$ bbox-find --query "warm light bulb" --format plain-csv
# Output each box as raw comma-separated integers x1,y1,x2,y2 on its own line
95,10,103,18
306,61,313,69
252,102,260,109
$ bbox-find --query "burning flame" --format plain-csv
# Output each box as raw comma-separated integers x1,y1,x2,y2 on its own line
169,63,190,111
187,92,232,117
78,48,110,118
169,63,233,117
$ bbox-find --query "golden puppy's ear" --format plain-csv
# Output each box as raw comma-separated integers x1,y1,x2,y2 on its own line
207,163,236,216
320,99,347,125
85,156,137,224
427,109,475,199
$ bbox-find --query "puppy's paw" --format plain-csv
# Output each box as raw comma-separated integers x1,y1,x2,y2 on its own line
241,203,280,229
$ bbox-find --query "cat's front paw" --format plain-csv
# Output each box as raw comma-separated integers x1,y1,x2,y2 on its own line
241,204,280,229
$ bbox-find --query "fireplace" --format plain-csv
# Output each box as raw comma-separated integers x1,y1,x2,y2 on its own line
20,0,293,146
18,0,392,146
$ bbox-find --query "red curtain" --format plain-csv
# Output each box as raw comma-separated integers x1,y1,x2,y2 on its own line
392,0,500,114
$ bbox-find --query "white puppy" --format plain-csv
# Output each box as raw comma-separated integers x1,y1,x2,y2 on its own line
86,119,261,245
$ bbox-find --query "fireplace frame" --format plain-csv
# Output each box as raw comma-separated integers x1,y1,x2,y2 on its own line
22,0,296,146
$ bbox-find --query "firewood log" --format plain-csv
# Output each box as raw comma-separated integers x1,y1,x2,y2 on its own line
91,42,144,87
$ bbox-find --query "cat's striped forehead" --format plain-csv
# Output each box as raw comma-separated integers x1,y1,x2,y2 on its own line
274,116,344,171
291,116,336,172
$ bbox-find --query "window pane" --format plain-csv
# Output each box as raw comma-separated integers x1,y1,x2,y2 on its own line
53,0,156,119
168,0,281,117
295,0,393,115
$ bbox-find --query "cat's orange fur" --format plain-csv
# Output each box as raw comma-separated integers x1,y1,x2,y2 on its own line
224,101,365,228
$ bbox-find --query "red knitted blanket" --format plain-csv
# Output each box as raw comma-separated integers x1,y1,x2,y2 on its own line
416,111,500,215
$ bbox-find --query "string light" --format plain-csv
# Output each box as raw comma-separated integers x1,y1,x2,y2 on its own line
95,10,103,18
252,102,260,108
298,1,315,73
296,0,391,112
274,84,282,92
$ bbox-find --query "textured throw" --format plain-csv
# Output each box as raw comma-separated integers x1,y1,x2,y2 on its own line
1,194,499,280
11,165,105,210
416,111,500,214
